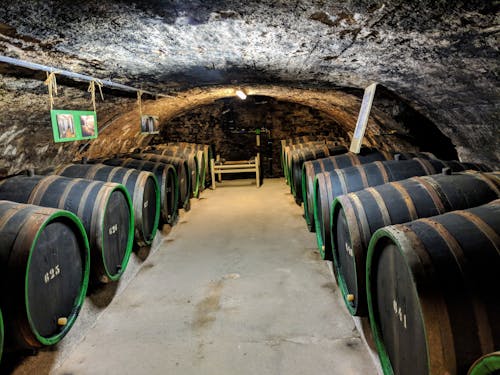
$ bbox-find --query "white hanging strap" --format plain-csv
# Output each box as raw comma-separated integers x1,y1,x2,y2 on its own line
44,71,58,110
88,79,104,113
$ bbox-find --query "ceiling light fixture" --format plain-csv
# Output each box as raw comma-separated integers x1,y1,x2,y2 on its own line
235,90,247,100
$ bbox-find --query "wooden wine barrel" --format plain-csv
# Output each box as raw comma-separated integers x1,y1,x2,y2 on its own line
0,176,133,282
0,201,90,348
55,164,160,247
468,352,500,375
332,171,500,316
128,153,191,211
283,141,324,183
313,158,490,260
302,150,392,232
366,200,500,375
290,145,349,202
99,158,179,225
281,137,320,174
153,148,199,199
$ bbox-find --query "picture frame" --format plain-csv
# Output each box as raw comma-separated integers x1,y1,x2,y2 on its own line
141,115,160,134
51,110,98,143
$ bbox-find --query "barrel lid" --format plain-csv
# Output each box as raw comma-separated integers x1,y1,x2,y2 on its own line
366,227,430,375
100,183,134,281
25,209,90,346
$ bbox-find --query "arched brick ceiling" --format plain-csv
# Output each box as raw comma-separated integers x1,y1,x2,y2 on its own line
83,84,409,159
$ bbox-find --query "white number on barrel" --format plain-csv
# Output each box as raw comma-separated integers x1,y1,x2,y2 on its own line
109,224,118,235
44,265,61,284
393,299,407,329
345,243,354,257
144,200,149,208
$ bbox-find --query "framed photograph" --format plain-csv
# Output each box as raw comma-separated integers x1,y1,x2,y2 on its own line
56,113,77,140
80,114,97,138
51,110,98,142
141,115,160,134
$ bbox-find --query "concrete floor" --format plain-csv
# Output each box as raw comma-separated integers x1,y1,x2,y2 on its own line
51,178,376,375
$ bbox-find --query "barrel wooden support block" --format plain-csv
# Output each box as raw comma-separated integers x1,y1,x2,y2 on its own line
99,158,179,225
331,171,500,316
0,176,134,283
468,352,500,375
128,153,191,211
56,164,161,248
0,201,90,348
366,200,500,375
312,157,491,261
302,150,391,232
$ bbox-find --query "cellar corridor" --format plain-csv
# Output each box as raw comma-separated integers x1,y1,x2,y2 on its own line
18,179,374,375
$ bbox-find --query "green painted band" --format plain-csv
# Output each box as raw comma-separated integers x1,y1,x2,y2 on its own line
469,352,500,375
192,155,200,198
169,164,179,214
330,197,357,315
101,183,134,281
366,228,398,375
25,209,90,346
312,176,325,259
301,164,310,227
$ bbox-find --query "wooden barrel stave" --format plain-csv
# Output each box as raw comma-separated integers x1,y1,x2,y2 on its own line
332,172,500,316
0,176,133,282
56,164,160,248
0,201,90,348
366,201,500,375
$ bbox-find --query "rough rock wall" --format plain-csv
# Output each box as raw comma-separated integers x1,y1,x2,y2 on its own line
0,0,498,171
0,75,135,176
152,96,350,177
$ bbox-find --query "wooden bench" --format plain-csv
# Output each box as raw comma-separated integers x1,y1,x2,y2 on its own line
210,154,261,189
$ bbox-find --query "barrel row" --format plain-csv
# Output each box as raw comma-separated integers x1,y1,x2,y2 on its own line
301,150,439,231
280,141,497,375
311,165,497,374
0,140,212,360
313,157,490,260
332,171,500,316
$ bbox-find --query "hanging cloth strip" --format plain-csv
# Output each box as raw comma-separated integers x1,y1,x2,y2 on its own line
44,71,58,110
137,90,144,118
88,79,104,113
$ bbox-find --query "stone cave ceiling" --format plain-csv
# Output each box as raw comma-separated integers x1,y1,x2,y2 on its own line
0,0,498,167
